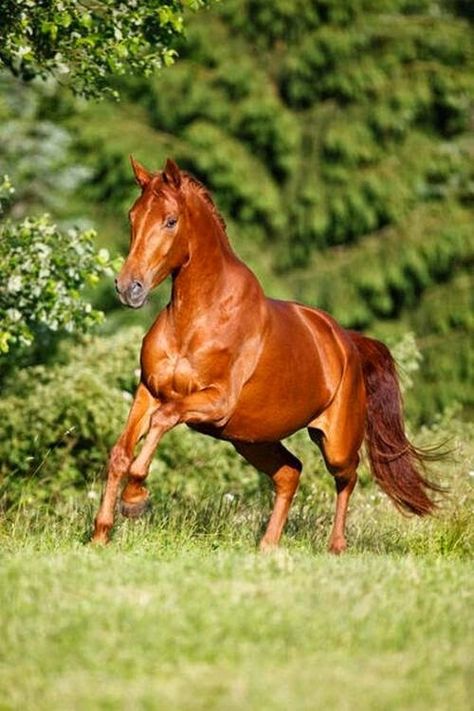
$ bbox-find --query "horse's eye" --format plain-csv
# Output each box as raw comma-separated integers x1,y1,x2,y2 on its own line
165,216,177,229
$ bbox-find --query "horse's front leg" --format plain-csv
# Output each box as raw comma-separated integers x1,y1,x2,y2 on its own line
124,386,231,498
91,383,157,544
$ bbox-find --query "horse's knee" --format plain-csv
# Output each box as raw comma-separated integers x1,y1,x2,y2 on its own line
319,447,359,494
149,404,179,430
329,460,359,494
108,444,131,477
334,470,358,496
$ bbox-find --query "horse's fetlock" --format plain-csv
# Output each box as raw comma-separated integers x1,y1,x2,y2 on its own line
128,462,146,480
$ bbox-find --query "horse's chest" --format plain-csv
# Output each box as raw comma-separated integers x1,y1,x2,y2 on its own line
143,351,203,401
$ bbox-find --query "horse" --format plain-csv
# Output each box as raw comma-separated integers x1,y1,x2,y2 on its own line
91,157,442,552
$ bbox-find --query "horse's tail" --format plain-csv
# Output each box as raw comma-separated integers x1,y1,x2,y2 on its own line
349,331,444,515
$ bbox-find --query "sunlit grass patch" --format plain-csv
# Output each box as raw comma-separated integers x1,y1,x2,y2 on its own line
0,420,472,710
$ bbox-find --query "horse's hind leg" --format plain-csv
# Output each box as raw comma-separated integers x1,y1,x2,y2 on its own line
233,441,302,551
308,363,366,554
309,428,360,554
330,464,358,555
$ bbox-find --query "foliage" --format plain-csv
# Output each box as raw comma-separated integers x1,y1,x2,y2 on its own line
0,0,211,99
0,72,119,360
55,0,474,426
291,204,474,326
0,329,140,499
0,189,116,355
0,175,15,212
0,73,92,220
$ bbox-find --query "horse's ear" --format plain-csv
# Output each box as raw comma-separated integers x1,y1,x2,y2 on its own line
162,158,182,189
130,155,151,189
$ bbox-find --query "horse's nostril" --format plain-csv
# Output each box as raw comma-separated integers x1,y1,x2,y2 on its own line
131,280,143,295
118,278,146,307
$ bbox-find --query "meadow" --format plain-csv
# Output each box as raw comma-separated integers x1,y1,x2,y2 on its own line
0,420,472,711
1,2,473,709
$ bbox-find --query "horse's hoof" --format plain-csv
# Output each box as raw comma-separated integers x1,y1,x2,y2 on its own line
120,497,151,519
328,538,347,555
89,536,108,546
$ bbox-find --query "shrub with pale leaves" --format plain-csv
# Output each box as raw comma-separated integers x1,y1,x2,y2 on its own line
0,177,117,354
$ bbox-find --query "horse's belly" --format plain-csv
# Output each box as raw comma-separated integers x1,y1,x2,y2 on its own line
218,302,347,442
219,381,322,442
220,354,331,442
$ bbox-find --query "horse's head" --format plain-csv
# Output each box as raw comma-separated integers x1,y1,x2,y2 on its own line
115,157,189,308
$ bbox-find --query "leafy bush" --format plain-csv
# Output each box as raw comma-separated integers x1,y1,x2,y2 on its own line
0,0,211,98
0,201,115,355
0,73,92,220
0,329,141,501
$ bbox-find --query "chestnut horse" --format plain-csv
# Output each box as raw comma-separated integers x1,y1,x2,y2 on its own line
92,158,441,551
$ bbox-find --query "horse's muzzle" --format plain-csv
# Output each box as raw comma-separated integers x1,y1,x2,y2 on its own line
115,278,148,309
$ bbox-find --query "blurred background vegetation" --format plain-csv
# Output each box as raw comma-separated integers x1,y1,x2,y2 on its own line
0,0,473,503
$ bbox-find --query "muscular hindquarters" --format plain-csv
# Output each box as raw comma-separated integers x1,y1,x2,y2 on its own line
308,340,366,476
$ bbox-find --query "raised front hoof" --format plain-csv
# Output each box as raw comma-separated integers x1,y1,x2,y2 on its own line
328,537,347,555
120,496,151,519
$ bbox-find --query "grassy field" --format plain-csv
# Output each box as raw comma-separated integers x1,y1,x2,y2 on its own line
0,428,473,711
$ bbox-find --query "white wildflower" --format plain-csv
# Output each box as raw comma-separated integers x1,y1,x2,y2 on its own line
7,275,23,293
6,308,22,322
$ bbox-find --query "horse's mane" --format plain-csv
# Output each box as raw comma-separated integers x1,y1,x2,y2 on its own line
182,172,227,233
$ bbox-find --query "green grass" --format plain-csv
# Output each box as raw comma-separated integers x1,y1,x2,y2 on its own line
0,432,473,711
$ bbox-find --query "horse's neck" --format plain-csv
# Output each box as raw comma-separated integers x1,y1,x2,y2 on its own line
170,212,261,323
